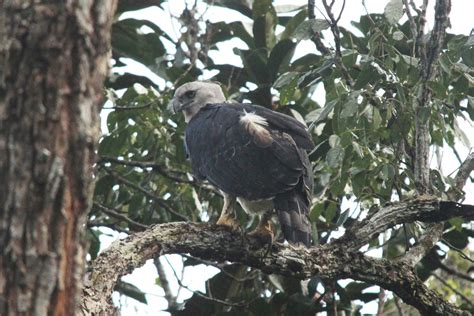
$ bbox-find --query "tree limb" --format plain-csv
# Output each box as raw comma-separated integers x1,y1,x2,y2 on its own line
448,152,474,200
337,198,474,249
81,199,474,315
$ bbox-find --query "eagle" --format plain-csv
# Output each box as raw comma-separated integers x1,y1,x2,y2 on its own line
172,81,314,246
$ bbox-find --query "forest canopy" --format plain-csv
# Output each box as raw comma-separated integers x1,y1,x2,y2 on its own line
87,0,474,314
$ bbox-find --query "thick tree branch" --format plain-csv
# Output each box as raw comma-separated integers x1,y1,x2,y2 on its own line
338,198,474,249
410,0,451,269
82,199,474,315
415,0,451,193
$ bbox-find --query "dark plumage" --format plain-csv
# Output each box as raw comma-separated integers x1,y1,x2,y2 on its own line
173,82,314,246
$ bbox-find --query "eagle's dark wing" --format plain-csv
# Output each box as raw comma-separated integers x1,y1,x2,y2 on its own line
185,103,314,245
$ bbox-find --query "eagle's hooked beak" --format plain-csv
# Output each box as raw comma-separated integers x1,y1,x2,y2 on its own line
171,97,183,113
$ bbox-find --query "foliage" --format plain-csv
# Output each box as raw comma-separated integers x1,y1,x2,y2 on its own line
92,0,474,314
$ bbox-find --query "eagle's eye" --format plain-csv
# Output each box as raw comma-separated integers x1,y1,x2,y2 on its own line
185,90,196,99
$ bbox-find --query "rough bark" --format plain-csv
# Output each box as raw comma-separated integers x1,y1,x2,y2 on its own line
0,1,117,315
411,0,452,271
82,199,474,315
414,0,451,194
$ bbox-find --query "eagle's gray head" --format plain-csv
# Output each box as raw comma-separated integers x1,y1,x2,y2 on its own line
172,81,226,122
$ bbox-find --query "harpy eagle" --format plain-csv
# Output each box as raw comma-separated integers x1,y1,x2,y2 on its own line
172,81,314,246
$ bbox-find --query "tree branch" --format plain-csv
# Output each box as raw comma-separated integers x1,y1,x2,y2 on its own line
99,156,220,194
93,202,148,232
410,0,452,268
321,0,354,86
401,223,444,266
153,257,178,310
448,152,474,200
82,199,474,315
307,0,331,55
431,273,474,309
338,198,474,249
103,167,190,221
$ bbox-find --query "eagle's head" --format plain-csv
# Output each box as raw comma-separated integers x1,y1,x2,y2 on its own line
172,81,226,122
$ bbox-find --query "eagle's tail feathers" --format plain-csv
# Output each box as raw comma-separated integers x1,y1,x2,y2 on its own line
275,191,312,247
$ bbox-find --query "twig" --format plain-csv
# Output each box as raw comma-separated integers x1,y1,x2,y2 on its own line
402,0,418,55
103,167,189,221
308,0,315,19
377,288,386,315
164,254,250,308
153,257,178,310
307,0,331,55
441,239,474,264
102,101,156,111
431,273,474,308
335,0,345,23
321,0,353,86
394,296,407,316
87,222,130,234
99,156,220,194
93,202,148,231
181,254,259,282
437,259,474,282
415,0,429,58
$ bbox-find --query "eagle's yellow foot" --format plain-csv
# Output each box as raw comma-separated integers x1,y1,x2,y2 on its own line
216,214,241,231
248,220,274,247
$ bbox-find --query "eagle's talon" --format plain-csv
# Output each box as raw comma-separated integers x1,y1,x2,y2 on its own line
216,215,241,231
248,222,275,253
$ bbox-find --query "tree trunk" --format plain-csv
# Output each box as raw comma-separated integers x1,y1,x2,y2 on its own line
0,1,117,315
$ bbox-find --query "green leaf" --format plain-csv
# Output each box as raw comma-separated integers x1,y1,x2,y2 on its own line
112,19,166,66
293,19,329,41
252,0,272,18
208,21,255,48
326,147,344,168
340,99,358,119
393,30,404,41
324,202,338,223
384,0,404,25
310,203,324,222
444,229,469,249
116,0,162,14
306,99,337,124
280,10,307,40
236,48,270,84
267,39,296,79
274,71,299,89
372,107,382,129
329,135,341,148
209,0,253,18
87,229,102,260
354,65,380,89
116,281,148,304
252,0,277,50
352,141,364,158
